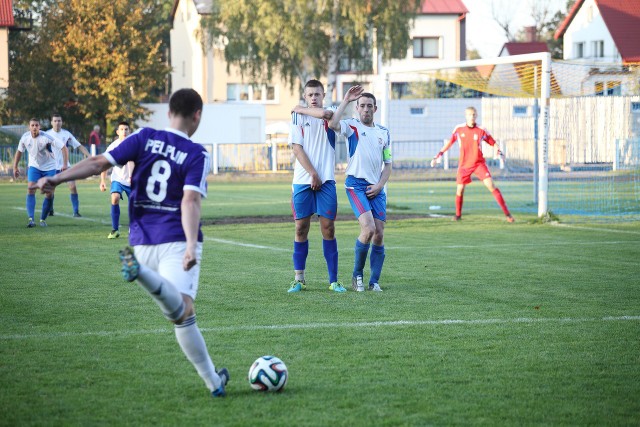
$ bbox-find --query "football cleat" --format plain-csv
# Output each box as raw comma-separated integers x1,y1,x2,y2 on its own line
506,215,515,223
368,283,383,292
452,215,461,222
39,220,47,227
108,230,120,239
49,209,54,216
287,280,306,293
329,281,347,293
211,368,230,398
73,212,82,218
119,246,139,282
27,218,35,228
352,276,364,292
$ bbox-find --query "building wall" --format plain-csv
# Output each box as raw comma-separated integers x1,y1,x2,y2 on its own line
0,28,8,89
562,0,619,62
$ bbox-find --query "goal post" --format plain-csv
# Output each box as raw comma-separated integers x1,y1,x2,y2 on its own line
380,53,640,222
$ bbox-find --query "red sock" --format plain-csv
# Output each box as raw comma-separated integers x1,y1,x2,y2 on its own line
492,189,510,216
455,195,463,217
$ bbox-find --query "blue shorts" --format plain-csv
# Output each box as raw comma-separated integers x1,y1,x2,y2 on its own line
28,167,56,183
291,180,337,220
345,176,387,221
111,181,131,199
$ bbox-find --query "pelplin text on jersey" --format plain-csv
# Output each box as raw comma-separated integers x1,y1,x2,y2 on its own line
145,139,188,165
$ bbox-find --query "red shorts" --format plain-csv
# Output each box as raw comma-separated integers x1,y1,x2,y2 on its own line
457,162,492,184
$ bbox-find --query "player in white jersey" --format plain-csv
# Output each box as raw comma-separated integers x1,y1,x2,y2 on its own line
46,113,91,217
12,118,69,227
329,87,392,293
287,79,346,293
31,89,229,397
100,121,133,239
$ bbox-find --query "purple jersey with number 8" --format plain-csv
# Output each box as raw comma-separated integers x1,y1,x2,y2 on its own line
103,127,210,246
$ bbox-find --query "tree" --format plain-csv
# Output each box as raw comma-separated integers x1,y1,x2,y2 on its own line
2,0,172,139
201,0,421,102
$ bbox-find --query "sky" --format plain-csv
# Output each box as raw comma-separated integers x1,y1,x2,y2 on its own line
464,0,570,58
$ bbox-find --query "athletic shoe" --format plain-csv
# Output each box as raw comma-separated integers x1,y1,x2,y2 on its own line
108,230,120,239
368,283,383,292
287,280,306,293
212,368,230,398
73,212,82,218
27,218,35,228
329,281,347,293
506,215,515,223
119,246,139,282
352,276,364,292
452,215,461,221
39,220,47,227
49,210,54,216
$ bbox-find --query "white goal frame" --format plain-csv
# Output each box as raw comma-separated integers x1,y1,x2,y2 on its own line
382,52,552,217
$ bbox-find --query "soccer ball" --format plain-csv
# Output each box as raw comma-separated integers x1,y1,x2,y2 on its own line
248,355,288,392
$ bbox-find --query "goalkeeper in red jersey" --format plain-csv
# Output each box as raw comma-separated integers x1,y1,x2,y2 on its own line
430,106,515,223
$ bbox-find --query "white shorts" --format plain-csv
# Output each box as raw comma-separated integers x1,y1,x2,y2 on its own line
133,242,203,300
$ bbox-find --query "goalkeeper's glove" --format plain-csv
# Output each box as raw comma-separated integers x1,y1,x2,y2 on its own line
430,151,444,168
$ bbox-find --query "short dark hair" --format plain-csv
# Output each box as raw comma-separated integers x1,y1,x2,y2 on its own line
304,79,325,92
169,89,203,118
118,121,130,128
51,113,62,119
29,118,39,123
358,92,376,106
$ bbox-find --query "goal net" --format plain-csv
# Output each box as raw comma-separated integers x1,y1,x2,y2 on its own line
382,53,640,222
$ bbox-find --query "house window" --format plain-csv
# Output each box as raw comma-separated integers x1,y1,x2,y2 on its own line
632,102,640,112
413,37,440,58
595,81,604,96
391,82,410,99
592,40,604,58
410,107,426,116
513,106,530,117
575,42,585,59
607,81,621,96
227,84,277,102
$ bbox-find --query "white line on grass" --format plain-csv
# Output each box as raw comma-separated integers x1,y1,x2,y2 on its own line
386,240,640,250
204,237,290,251
548,222,640,235
12,207,109,224
2,316,638,341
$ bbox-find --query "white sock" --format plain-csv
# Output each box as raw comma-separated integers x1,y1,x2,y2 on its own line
175,315,221,391
295,271,305,282
136,265,185,321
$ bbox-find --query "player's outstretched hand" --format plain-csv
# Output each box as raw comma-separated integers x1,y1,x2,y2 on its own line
29,177,55,194
344,85,364,102
430,158,437,168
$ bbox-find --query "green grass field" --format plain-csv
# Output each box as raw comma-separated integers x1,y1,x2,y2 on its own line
1,178,639,426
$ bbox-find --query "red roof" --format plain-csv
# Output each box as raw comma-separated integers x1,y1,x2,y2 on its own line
554,0,640,63
501,42,549,56
420,0,468,15
0,0,14,27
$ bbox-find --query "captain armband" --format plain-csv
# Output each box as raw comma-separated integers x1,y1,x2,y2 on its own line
383,148,392,162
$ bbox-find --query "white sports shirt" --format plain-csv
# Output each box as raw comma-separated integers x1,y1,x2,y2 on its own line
290,108,337,185
17,131,65,171
45,128,82,169
105,138,133,186
339,118,392,185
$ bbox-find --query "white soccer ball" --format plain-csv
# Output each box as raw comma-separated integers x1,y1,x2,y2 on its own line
248,355,288,392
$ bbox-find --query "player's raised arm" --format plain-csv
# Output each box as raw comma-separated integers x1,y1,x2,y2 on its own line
328,85,364,132
430,133,457,168
291,105,333,120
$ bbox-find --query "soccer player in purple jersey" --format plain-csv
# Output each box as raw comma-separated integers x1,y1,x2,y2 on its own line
32,89,229,398
329,87,392,293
